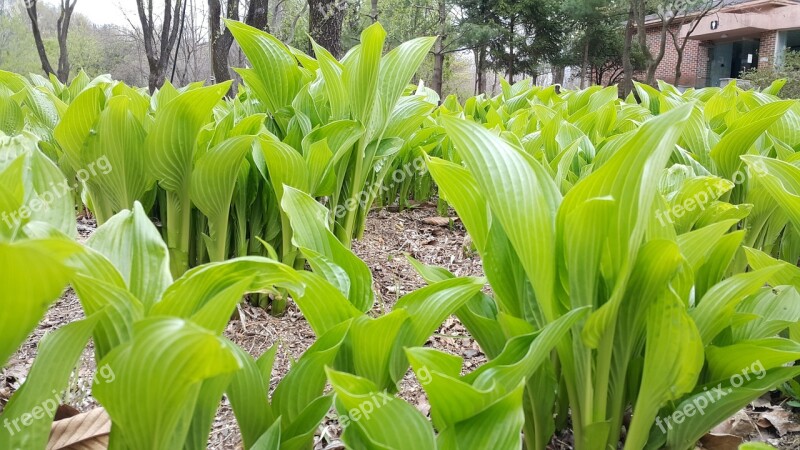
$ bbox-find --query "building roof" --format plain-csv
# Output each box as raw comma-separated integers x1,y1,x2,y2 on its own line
644,0,800,25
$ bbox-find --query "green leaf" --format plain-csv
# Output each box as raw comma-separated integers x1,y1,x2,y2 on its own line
53,85,104,171
0,315,98,450
439,114,562,321
345,23,386,126
709,101,794,179
227,20,303,114
94,318,240,450
0,134,76,238
251,418,282,450
327,368,436,450
227,345,277,449
404,256,507,360
82,95,153,216
691,266,785,344
732,286,800,341
742,156,800,232
0,89,23,135
70,273,144,360
375,36,437,138
185,374,233,450
86,202,172,311
281,186,374,311
146,82,231,193
0,238,79,366
191,136,257,261
310,39,348,121
404,307,582,450
626,290,704,450
662,367,800,450
350,311,410,390
291,271,362,337
464,307,589,392
706,338,800,382
436,383,525,450
271,321,349,427
744,247,800,288
152,257,304,334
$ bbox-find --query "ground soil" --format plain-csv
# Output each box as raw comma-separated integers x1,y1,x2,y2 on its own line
2,206,799,449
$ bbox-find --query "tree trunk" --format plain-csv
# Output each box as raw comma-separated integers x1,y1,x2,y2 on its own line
136,0,185,93
208,0,268,90
646,21,669,85
431,0,445,97
25,0,57,79
674,43,684,85
622,3,635,96
246,0,269,31
370,0,378,22
552,65,564,86
208,0,237,84
474,47,487,95
580,37,589,88
148,66,166,93
55,0,77,82
170,0,189,83
307,0,344,58
507,16,517,84
432,44,443,97
282,3,306,44
629,0,665,87
671,1,724,87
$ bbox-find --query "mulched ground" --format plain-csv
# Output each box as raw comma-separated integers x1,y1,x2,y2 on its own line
3,206,800,449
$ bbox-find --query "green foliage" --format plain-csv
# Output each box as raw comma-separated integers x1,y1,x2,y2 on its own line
458,0,570,77
0,20,436,295
414,79,800,450
2,26,800,450
741,51,800,99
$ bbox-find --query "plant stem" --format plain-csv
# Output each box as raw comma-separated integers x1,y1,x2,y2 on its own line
208,213,230,262
340,139,368,247
165,188,192,277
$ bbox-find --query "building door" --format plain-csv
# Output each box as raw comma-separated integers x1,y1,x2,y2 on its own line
708,43,733,87
707,39,760,87
731,40,760,77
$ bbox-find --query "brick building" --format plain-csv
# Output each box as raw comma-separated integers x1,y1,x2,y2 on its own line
644,0,800,88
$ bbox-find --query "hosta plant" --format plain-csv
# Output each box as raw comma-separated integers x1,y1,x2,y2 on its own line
421,104,800,450
228,20,436,245
0,21,439,291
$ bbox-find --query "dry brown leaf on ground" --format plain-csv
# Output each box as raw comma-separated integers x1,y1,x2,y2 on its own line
758,408,800,436
48,407,110,450
750,394,772,409
710,410,759,438
699,433,744,450
420,216,458,227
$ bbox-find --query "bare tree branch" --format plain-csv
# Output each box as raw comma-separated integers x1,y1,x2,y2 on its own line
136,0,186,92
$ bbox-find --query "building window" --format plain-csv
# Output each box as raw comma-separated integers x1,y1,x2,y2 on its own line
777,30,800,65
786,30,800,52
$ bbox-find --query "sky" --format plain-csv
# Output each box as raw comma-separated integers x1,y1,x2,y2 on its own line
78,0,135,27
42,0,203,29
55,0,136,27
